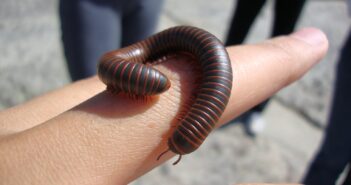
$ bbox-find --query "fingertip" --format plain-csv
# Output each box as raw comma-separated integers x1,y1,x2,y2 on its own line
290,27,329,56
221,27,330,125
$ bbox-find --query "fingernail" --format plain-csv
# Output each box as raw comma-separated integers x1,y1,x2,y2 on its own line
291,28,327,46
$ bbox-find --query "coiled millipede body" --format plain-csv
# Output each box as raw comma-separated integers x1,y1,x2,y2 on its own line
98,26,233,165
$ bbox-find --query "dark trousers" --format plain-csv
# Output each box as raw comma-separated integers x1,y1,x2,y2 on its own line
59,0,163,81
225,0,306,113
303,30,351,185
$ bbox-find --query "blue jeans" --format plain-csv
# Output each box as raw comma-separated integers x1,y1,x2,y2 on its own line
303,30,351,185
59,0,164,81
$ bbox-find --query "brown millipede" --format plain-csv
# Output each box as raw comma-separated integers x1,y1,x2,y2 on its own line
97,26,233,165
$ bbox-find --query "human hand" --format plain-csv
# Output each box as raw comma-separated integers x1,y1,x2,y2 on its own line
0,28,328,185
237,184,301,185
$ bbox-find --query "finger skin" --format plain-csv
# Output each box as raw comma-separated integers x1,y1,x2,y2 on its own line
0,28,328,185
236,184,302,185
0,77,105,135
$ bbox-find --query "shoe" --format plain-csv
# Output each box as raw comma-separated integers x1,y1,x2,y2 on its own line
244,112,266,137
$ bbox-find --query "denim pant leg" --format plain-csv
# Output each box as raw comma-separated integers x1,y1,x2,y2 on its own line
272,0,306,36
303,31,351,185
225,0,266,46
60,0,122,81
59,0,163,81
120,0,164,47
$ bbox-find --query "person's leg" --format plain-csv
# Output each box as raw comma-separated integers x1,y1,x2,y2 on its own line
225,0,266,46
251,99,269,112
303,31,351,185
272,0,306,36
248,0,306,121
342,165,351,185
59,0,122,81
224,1,268,132
120,0,164,47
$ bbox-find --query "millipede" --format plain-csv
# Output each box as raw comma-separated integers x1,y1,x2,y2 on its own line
97,26,233,165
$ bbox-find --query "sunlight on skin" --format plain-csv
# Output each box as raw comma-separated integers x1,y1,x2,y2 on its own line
0,28,328,185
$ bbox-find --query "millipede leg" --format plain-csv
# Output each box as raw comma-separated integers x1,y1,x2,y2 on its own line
106,86,120,94
172,155,182,165
157,148,170,161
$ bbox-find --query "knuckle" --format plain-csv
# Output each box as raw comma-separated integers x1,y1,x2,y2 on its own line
264,36,298,63
263,36,305,83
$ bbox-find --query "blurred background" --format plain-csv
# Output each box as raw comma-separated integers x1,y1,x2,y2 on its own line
0,0,350,184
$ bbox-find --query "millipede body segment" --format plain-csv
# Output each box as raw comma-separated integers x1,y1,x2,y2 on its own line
97,26,233,165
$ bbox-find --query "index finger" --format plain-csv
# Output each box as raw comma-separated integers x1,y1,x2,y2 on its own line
0,28,328,185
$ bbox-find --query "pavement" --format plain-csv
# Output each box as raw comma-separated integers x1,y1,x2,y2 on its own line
0,0,350,184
